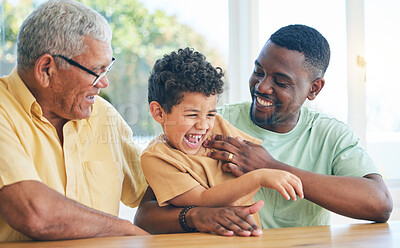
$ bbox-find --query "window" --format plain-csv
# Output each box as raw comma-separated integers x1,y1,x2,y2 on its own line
257,0,348,122
365,0,400,181
1,0,229,145
1,0,229,221
1,0,398,222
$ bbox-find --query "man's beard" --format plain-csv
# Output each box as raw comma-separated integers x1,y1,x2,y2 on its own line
249,100,277,128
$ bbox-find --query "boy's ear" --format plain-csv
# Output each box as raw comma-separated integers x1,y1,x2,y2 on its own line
149,101,165,124
307,78,325,101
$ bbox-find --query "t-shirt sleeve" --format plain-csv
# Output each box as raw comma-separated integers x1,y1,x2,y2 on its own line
330,121,379,177
0,108,41,189
140,149,200,207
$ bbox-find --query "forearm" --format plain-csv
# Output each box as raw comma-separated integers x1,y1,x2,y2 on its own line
134,187,264,236
169,171,261,207
134,187,184,234
0,181,144,240
31,197,139,240
205,135,391,222
196,171,261,206
275,162,392,221
303,173,391,221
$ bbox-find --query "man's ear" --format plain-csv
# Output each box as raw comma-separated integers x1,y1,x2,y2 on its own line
307,78,325,101
149,101,166,124
34,54,56,88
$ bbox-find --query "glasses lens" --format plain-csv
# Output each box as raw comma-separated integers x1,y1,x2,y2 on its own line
92,72,105,86
92,58,116,86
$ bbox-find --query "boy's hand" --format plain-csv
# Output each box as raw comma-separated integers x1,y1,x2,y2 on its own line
259,169,304,201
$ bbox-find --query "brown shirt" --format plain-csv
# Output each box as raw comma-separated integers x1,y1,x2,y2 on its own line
141,114,261,225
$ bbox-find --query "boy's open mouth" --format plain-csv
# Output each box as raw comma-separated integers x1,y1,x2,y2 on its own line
184,134,203,148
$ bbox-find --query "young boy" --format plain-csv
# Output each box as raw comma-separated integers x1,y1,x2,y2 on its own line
141,47,303,227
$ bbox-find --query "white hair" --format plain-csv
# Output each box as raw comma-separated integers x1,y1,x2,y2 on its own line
17,0,112,71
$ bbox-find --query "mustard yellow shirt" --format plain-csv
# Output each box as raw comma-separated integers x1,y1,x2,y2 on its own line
141,115,261,226
0,69,147,242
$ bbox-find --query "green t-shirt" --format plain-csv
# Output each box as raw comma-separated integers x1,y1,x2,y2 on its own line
218,102,379,228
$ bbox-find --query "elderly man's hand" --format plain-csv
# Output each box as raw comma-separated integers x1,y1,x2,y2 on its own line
186,200,264,236
204,134,279,177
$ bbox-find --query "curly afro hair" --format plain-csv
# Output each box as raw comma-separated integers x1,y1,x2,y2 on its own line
270,24,330,79
148,47,224,113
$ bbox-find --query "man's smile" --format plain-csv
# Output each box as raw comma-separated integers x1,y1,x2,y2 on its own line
256,96,273,107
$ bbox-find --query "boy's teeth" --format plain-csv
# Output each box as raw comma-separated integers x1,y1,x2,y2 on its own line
190,135,201,141
185,134,202,144
257,96,273,106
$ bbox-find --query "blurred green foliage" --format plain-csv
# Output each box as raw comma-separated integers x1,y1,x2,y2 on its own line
0,0,227,136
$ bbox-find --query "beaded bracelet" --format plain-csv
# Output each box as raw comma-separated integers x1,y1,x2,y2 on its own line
179,205,198,232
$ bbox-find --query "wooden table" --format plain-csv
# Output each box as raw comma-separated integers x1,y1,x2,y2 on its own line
1,221,399,248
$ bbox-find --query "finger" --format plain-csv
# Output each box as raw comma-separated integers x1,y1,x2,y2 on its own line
283,183,297,201
212,135,243,149
275,185,291,200
221,163,232,172
284,175,303,200
231,208,260,231
207,150,226,161
207,223,235,236
221,162,244,177
207,149,224,161
218,217,252,237
241,200,264,215
207,149,237,163
297,187,304,199
241,138,260,147
227,163,245,177
221,163,231,172
225,151,234,162
292,177,304,199
239,201,264,236
212,134,229,141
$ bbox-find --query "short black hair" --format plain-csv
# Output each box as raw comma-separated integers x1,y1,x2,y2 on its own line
270,24,330,79
148,47,224,113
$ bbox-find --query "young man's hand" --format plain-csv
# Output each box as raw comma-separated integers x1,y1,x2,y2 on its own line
204,134,279,176
186,200,264,236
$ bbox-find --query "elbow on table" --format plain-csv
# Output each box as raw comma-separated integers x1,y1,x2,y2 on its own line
372,194,393,223
375,207,393,223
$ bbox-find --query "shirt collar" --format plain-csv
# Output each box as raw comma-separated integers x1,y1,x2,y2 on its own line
9,68,93,132
9,68,40,119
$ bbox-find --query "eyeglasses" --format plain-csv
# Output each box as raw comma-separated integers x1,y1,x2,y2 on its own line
51,54,116,86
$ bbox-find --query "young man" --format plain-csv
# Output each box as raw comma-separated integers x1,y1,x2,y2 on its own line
134,24,392,236
141,47,303,231
0,0,147,241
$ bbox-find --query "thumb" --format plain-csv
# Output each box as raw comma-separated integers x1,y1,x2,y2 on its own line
242,200,264,215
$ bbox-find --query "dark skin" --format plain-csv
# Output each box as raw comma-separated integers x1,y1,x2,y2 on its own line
204,135,391,222
203,41,393,222
135,41,392,235
134,187,264,236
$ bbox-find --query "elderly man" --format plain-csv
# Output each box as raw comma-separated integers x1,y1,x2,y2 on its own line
0,0,147,241
135,24,392,236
